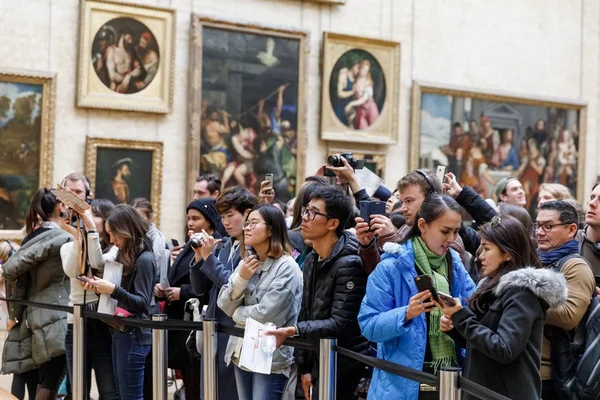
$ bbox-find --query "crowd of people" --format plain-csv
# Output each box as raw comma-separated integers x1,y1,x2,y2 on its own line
0,157,599,400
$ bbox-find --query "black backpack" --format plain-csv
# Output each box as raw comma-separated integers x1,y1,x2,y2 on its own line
549,254,600,400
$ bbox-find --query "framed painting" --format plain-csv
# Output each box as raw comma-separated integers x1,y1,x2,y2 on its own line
410,81,587,213
77,0,176,113
188,16,308,203
321,32,400,144
0,69,56,240
85,138,163,224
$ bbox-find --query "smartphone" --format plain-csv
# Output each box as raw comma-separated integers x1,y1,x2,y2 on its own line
245,245,257,259
265,173,274,194
414,275,439,302
436,166,447,184
438,292,457,307
359,200,386,225
595,275,600,287
171,239,180,247
76,275,91,284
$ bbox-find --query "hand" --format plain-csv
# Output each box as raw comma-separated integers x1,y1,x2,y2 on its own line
440,314,454,332
81,209,97,232
434,298,463,317
83,277,116,295
314,164,327,177
190,230,222,262
443,172,463,198
345,103,353,114
240,255,260,280
265,326,295,349
354,217,375,246
154,283,166,298
369,215,396,237
259,180,275,204
278,85,286,92
325,157,357,185
405,290,435,321
301,373,313,400
170,245,183,262
596,286,600,300
135,81,146,90
6,319,17,332
165,287,181,302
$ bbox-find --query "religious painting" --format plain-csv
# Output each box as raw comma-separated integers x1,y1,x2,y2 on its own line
410,82,587,213
188,16,308,203
85,138,163,223
0,69,55,240
321,32,400,144
77,0,175,113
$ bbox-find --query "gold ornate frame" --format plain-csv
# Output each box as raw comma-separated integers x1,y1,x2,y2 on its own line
0,68,56,240
187,15,309,199
305,0,346,4
77,0,176,114
321,32,400,144
410,81,588,200
327,146,387,181
84,137,164,225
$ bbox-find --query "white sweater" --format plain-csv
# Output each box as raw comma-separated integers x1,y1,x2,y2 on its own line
60,232,118,323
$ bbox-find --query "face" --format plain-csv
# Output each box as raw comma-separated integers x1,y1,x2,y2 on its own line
398,184,425,226
221,208,247,239
125,34,133,44
105,223,126,249
500,180,526,207
454,126,463,135
243,210,270,247
536,209,576,251
351,63,360,76
139,37,147,49
120,165,131,179
359,64,370,77
586,185,600,227
386,192,400,214
537,189,556,208
503,130,513,143
187,209,210,234
418,210,462,256
537,120,545,130
478,239,509,277
301,198,337,241
65,179,87,201
193,180,213,199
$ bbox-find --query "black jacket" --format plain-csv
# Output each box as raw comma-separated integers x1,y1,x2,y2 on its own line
295,232,369,376
456,186,497,256
450,267,567,400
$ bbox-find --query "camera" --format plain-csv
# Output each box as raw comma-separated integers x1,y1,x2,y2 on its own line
190,234,202,249
324,152,366,177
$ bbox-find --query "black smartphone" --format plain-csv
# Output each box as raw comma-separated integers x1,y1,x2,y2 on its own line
171,239,180,247
76,275,91,284
438,292,457,307
414,275,439,302
595,275,600,287
359,200,386,225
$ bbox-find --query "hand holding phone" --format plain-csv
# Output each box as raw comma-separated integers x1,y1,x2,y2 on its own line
264,173,274,194
438,292,457,307
415,275,439,302
76,275,91,284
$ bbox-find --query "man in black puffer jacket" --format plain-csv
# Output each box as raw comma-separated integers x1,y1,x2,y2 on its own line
269,186,369,400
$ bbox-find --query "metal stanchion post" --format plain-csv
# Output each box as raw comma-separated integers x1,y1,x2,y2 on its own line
439,367,462,400
72,304,85,400
152,314,168,400
202,319,217,400
318,338,337,400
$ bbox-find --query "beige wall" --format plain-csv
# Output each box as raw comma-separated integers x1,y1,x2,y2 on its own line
0,0,597,240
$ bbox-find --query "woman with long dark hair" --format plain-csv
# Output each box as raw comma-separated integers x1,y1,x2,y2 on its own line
436,215,567,399
359,194,476,400
81,204,156,400
2,189,73,399
218,204,303,400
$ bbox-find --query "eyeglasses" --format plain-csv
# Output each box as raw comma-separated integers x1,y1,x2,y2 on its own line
301,207,331,221
533,222,572,233
242,221,269,231
490,215,502,227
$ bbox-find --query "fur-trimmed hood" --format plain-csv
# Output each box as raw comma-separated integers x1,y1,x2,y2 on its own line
494,267,568,308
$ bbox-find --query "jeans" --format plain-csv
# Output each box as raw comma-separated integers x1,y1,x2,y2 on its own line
234,365,287,400
111,329,150,400
66,320,119,399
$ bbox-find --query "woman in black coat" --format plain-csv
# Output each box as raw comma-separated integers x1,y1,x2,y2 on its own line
436,215,567,400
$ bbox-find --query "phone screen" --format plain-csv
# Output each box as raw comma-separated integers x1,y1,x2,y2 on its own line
171,239,180,247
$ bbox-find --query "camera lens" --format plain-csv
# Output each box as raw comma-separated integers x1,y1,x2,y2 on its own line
190,237,201,249
327,155,342,167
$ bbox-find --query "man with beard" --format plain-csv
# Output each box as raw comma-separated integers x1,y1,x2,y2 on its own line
134,32,159,92
105,26,142,93
110,158,132,204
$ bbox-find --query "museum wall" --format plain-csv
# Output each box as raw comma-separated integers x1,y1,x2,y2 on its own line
0,0,597,240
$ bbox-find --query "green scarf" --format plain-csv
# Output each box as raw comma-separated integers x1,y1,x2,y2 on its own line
412,237,456,371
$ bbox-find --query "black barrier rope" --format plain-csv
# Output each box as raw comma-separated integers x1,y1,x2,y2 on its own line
0,297,73,313
335,346,438,386
82,310,206,331
217,324,318,352
458,376,512,400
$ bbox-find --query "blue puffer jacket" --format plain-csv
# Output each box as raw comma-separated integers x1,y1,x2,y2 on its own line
358,240,476,400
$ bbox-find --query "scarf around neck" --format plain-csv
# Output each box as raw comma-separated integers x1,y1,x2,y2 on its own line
538,239,580,266
412,237,456,371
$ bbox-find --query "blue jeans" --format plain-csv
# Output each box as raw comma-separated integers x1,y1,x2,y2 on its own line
234,365,287,400
110,329,150,400
66,319,119,399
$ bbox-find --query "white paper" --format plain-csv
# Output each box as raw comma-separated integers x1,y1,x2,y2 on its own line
97,261,123,315
238,317,273,375
355,167,383,197
160,249,170,289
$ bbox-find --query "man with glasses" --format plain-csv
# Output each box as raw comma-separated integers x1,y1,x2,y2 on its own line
268,186,369,400
578,183,600,276
536,200,595,399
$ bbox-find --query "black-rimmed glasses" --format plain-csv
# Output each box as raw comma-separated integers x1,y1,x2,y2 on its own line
533,222,572,234
301,207,331,221
242,221,269,231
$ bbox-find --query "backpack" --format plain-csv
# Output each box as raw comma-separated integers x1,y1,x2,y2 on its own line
549,254,600,400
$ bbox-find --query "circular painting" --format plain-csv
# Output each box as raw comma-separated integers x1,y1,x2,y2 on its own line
91,17,160,94
329,49,386,130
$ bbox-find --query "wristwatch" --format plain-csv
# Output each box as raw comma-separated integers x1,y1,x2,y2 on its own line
87,229,98,234
291,324,300,338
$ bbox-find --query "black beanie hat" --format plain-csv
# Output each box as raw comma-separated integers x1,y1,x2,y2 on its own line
186,199,221,230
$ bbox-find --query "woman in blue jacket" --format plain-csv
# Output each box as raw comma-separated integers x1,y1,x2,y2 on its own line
358,194,476,400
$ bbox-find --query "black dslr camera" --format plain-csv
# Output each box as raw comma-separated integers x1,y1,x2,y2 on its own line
324,152,366,177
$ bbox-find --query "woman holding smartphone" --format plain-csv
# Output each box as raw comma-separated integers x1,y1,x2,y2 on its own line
218,204,303,400
358,194,476,400
435,215,567,399
81,204,156,400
